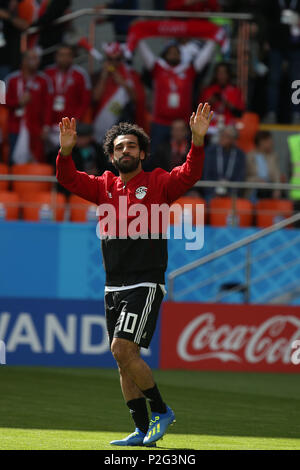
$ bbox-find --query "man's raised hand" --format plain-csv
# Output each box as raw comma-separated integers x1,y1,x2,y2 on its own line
59,117,77,156
190,103,214,146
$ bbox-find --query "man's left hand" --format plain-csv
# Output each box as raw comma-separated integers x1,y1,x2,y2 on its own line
190,102,214,146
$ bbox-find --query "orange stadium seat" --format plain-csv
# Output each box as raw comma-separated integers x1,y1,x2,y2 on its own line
12,164,53,196
22,192,66,222
0,163,9,191
209,197,253,227
236,112,260,153
0,191,20,220
170,196,206,225
255,199,294,228
69,194,98,222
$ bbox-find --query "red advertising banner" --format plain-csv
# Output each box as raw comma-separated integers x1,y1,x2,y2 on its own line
160,303,300,372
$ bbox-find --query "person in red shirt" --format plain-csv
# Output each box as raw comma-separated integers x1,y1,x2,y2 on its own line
138,39,215,154
45,44,91,124
5,48,53,164
153,119,191,172
44,44,91,150
200,62,245,133
56,103,214,447
166,0,220,12
92,42,136,144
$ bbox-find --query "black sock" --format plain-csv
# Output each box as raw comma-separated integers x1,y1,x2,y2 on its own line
126,397,149,434
142,384,167,414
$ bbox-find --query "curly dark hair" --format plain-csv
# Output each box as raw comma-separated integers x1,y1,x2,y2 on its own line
103,122,150,158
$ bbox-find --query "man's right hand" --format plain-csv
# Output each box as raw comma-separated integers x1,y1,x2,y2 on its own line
59,117,77,156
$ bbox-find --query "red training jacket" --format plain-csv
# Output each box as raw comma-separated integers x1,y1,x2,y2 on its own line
56,143,205,286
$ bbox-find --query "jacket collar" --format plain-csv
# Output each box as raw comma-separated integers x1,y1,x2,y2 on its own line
117,169,145,188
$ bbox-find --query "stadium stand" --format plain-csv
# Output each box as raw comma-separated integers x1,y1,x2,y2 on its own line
0,190,20,220
22,191,66,222
255,199,294,228
69,194,98,222
209,197,253,227
11,164,53,196
170,196,206,226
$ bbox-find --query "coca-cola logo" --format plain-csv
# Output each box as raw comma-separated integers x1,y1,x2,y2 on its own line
177,313,300,364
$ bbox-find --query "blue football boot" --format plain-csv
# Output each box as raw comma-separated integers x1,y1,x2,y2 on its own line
110,428,156,447
143,406,176,445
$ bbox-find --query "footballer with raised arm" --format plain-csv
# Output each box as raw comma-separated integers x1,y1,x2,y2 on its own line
56,103,213,446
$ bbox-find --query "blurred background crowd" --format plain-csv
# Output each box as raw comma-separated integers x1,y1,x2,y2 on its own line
0,0,300,223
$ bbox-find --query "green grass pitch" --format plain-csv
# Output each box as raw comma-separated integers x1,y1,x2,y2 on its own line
0,366,300,450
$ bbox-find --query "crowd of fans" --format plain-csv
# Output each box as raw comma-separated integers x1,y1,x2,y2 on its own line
0,0,300,216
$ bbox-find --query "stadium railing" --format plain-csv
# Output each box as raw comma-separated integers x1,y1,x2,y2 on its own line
0,174,300,223
167,206,300,303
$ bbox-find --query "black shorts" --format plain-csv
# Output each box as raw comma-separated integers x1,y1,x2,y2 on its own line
104,284,165,349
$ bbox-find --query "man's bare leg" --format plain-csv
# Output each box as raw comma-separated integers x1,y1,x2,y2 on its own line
119,366,144,402
110,335,174,447
115,346,150,437
111,338,167,414
112,338,155,390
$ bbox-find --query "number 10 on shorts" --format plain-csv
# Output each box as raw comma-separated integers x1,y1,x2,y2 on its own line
118,311,138,334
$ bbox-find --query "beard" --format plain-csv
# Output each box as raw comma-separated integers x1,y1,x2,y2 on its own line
112,153,141,174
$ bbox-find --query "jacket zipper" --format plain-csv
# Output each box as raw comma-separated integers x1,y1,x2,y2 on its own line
121,182,127,286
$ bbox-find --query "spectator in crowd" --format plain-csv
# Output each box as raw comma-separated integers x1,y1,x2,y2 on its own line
0,0,30,80
70,122,117,176
260,0,300,124
30,0,71,67
165,0,220,11
245,130,281,200
44,44,91,149
200,62,245,132
92,42,136,144
176,37,218,116
176,38,212,67
152,119,191,172
5,48,53,164
96,0,138,41
138,39,215,154
0,100,8,163
128,65,148,132
203,125,246,200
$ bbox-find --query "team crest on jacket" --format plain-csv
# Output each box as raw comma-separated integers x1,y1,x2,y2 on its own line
135,186,148,200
